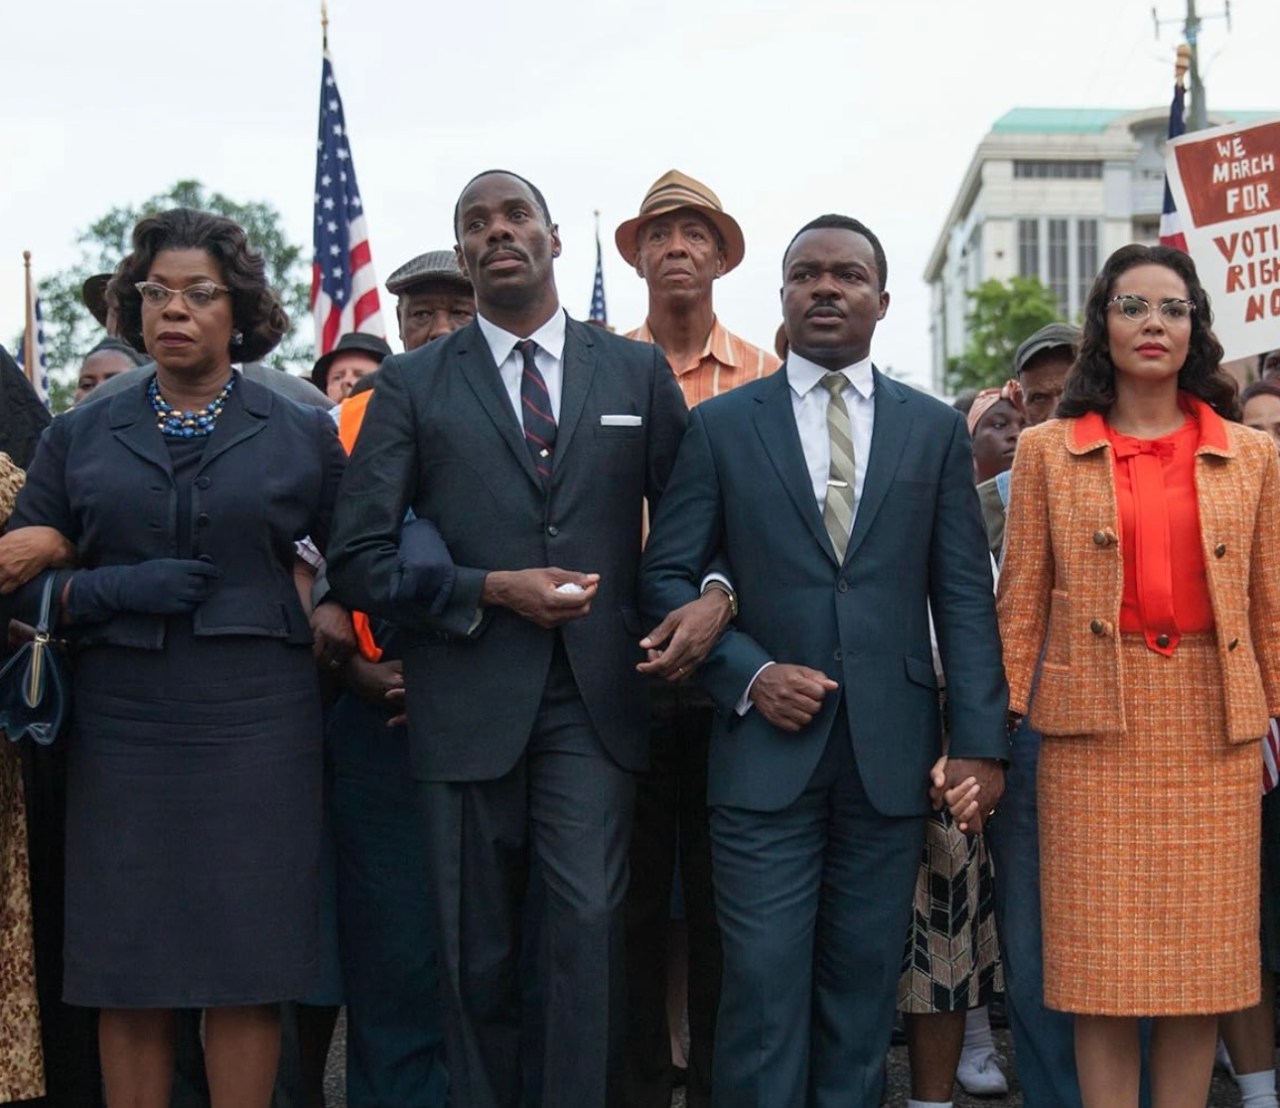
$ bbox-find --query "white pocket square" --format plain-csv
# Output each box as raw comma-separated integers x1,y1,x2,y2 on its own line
600,414,643,427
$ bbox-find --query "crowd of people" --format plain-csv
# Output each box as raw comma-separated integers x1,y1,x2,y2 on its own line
1,164,1280,1108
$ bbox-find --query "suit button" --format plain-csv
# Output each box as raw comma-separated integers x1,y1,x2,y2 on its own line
1093,530,1108,546
837,579,849,593
197,554,214,564
1090,619,1106,635
195,476,211,490
1156,633,1171,648
546,525,559,537
1229,638,1240,651
833,649,843,662
196,513,211,528
1215,543,1227,558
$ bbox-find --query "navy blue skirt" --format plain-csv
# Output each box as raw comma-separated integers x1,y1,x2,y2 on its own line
63,625,322,1008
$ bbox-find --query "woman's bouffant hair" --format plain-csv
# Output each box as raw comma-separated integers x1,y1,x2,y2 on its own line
108,208,289,363
1057,243,1239,422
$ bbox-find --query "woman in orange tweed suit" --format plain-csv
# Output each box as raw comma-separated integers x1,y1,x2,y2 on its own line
993,243,1280,1108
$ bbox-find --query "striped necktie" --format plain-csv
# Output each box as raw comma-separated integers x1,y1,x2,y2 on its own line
517,339,556,480
821,372,855,562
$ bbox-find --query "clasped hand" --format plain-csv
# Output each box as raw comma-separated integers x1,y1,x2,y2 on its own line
636,590,733,681
482,567,599,629
68,559,221,623
931,756,1006,834
749,664,840,732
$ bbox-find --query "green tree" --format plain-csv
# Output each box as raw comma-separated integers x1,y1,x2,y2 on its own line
26,180,310,411
944,276,1062,394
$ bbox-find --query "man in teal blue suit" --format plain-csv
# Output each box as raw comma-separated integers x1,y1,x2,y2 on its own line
641,214,1009,1108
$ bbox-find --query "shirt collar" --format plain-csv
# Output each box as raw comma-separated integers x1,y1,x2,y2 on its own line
631,316,739,376
476,307,567,367
1068,392,1232,457
787,351,875,400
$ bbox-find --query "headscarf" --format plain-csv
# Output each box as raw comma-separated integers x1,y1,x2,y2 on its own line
966,380,1019,438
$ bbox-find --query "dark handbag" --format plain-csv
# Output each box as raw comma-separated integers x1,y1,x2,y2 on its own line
0,574,70,746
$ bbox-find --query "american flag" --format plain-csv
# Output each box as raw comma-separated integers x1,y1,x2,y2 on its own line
311,50,384,355
589,214,608,325
1158,80,1189,253
17,258,49,406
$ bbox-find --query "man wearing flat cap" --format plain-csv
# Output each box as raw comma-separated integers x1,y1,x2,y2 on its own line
385,249,475,353
306,258,476,1108
617,170,779,1108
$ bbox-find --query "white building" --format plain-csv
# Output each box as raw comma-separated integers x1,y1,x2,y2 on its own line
924,106,1273,392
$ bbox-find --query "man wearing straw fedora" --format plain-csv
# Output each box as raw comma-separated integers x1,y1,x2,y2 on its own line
617,169,778,1108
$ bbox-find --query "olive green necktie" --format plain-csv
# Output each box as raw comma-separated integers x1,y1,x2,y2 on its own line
821,372,855,562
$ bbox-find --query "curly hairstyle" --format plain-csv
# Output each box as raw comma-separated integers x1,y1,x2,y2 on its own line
108,208,289,363
1057,243,1238,421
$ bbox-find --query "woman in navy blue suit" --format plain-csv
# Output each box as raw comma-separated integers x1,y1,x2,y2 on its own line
9,209,345,1108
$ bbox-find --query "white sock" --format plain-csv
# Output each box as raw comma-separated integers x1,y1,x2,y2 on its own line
961,1005,995,1057
1236,1069,1279,1108
907,1100,953,1108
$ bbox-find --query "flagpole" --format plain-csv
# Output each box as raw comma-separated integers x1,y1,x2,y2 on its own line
321,0,329,51
21,251,36,387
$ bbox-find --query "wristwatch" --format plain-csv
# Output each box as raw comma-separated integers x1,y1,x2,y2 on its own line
701,579,738,618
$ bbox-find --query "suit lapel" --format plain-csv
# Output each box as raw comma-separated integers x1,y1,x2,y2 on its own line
454,322,543,490
197,375,269,474
753,369,836,562
845,367,909,562
108,377,174,480
551,318,593,476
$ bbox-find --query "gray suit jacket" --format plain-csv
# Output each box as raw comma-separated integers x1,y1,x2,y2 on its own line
327,315,688,782
84,361,333,409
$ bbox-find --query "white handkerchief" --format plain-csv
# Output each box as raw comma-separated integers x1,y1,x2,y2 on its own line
600,414,643,427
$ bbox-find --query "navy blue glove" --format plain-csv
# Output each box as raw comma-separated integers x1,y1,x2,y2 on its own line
67,560,221,624
391,519,455,615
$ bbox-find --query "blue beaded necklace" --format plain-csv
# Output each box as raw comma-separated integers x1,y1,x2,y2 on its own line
148,373,236,439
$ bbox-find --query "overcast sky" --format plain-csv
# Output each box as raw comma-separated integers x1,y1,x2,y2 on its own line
4,0,1277,390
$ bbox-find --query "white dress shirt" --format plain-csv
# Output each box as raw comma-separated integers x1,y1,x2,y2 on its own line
476,308,567,423
735,352,877,715
785,350,876,521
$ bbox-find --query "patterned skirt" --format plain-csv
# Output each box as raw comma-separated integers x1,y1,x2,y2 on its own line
0,744,43,1101
1040,633,1259,1015
897,810,1002,1013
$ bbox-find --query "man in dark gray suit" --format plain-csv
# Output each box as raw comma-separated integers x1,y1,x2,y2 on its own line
327,170,723,1108
641,214,1009,1108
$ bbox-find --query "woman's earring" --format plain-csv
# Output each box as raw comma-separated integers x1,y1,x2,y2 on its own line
231,330,244,347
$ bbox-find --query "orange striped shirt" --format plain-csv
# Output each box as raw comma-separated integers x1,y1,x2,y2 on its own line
626,317,780,408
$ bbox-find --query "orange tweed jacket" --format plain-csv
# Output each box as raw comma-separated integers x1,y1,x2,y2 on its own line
997,399,1280,742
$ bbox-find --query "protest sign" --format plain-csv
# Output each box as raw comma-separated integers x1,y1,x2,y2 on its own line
1165,117,1280,362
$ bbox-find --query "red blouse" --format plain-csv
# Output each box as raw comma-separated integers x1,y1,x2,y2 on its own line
1107,400,1214,656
